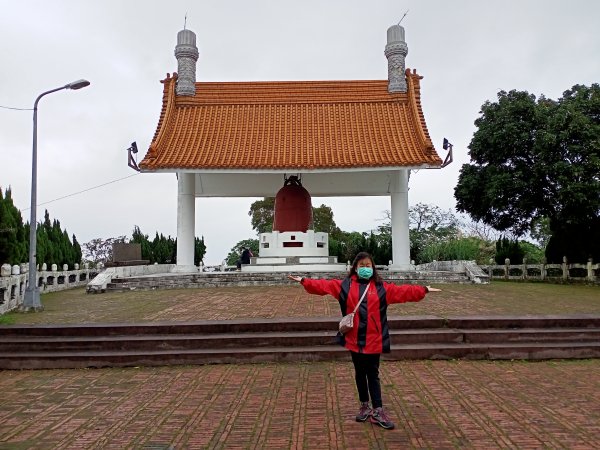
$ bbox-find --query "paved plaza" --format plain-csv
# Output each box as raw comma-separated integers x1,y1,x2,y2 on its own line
1,282,599,449
5,282,600,325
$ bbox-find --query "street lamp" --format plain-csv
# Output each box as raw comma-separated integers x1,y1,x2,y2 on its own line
22,79,90,311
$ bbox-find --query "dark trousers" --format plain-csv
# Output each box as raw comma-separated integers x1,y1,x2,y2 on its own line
350,351,382,408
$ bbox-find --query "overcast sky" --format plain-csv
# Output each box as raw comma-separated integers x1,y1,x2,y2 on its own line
1,0,599,265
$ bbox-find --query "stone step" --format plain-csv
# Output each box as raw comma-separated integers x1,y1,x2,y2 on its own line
462,328,600,343
387,342,600,361
2,315,598,337
2,328,598,353
444,315,600,329
1,315,599,369
0,329,468,352
1,341,599,370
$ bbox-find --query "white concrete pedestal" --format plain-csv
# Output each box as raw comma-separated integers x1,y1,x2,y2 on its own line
244,230,345,272
387,263,416,272
242,263,347,273
170,265,199,273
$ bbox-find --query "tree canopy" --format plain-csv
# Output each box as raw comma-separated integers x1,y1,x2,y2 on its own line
311,204,340,234
455,84,600,262
0,187,27,265
129,225,206,266
0,187,82,267
248,198,275,234
408,203,459,263
248,198,341,235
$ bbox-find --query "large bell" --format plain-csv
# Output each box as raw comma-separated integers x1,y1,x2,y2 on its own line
273,176,312,233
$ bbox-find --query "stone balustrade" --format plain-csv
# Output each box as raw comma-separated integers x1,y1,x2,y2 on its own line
0,264,98,315
482,257,599,283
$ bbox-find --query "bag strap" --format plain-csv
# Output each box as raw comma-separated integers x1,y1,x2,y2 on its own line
351,282,370,314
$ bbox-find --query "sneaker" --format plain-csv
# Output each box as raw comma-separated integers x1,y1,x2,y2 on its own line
370,407,395,429
355,402,371,422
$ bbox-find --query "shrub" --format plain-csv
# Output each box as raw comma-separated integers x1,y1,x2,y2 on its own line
418,237,491,264
495,237,525,264
520,241,545,264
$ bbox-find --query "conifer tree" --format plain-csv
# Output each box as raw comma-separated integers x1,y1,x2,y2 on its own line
194,236,206,265
0,187,27,265
72,234,82,266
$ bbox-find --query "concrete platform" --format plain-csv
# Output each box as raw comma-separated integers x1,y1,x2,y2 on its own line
104,270,471,292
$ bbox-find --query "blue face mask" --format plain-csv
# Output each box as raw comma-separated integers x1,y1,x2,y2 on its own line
357,267,373,279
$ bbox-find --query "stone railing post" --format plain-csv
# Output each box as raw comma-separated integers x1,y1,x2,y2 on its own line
588,258,594,282
504,258,510,279
541,257,546,281
1,264,11,277
562,256,568,280
522,257,527,280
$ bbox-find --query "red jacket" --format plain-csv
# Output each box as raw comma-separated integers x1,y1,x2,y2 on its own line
301,275,427,354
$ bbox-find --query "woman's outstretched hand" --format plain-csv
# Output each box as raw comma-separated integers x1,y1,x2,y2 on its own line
426,286,442,292
288,275,303,283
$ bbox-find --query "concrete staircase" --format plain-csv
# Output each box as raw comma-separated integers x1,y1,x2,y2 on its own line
105,271,471,292
1,315,599,369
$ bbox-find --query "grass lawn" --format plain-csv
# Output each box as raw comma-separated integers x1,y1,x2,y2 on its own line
1,280,598,325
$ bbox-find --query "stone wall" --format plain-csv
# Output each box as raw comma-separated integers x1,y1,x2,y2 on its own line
86,264,176,293
0,264,98,315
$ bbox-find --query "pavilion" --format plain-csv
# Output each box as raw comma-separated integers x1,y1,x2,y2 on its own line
139,24,443,272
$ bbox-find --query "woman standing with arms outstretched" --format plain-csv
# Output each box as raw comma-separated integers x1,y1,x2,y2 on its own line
288,251,441,430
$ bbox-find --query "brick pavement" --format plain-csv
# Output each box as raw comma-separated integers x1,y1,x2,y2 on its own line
1,360,599,449
2,282,600,448
5,282,600,325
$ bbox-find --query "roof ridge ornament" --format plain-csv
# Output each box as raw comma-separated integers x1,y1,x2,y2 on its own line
175,28,199,96
385,24,408,93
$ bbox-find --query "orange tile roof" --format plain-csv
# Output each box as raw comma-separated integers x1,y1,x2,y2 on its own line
140,70,442,171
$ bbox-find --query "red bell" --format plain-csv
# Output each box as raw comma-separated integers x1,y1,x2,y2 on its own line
273,176,312,232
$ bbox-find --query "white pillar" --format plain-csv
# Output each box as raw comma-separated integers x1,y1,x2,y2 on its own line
389,169,414,271
173,172,197,272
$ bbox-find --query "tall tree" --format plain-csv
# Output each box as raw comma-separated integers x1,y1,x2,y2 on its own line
82,236,127,267
152,233,172,264
131,225,153,261
194,236,206,266
72,234,82,266
311,204,340,234
408,203,459,263
0,190,82,268
0,188,27,265
249,197,275,233
455,84,600,262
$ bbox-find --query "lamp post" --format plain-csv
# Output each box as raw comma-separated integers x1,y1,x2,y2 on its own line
22,79,90,311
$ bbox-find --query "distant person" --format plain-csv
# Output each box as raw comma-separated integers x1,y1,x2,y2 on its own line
240,247,252,266
288,251,441,430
